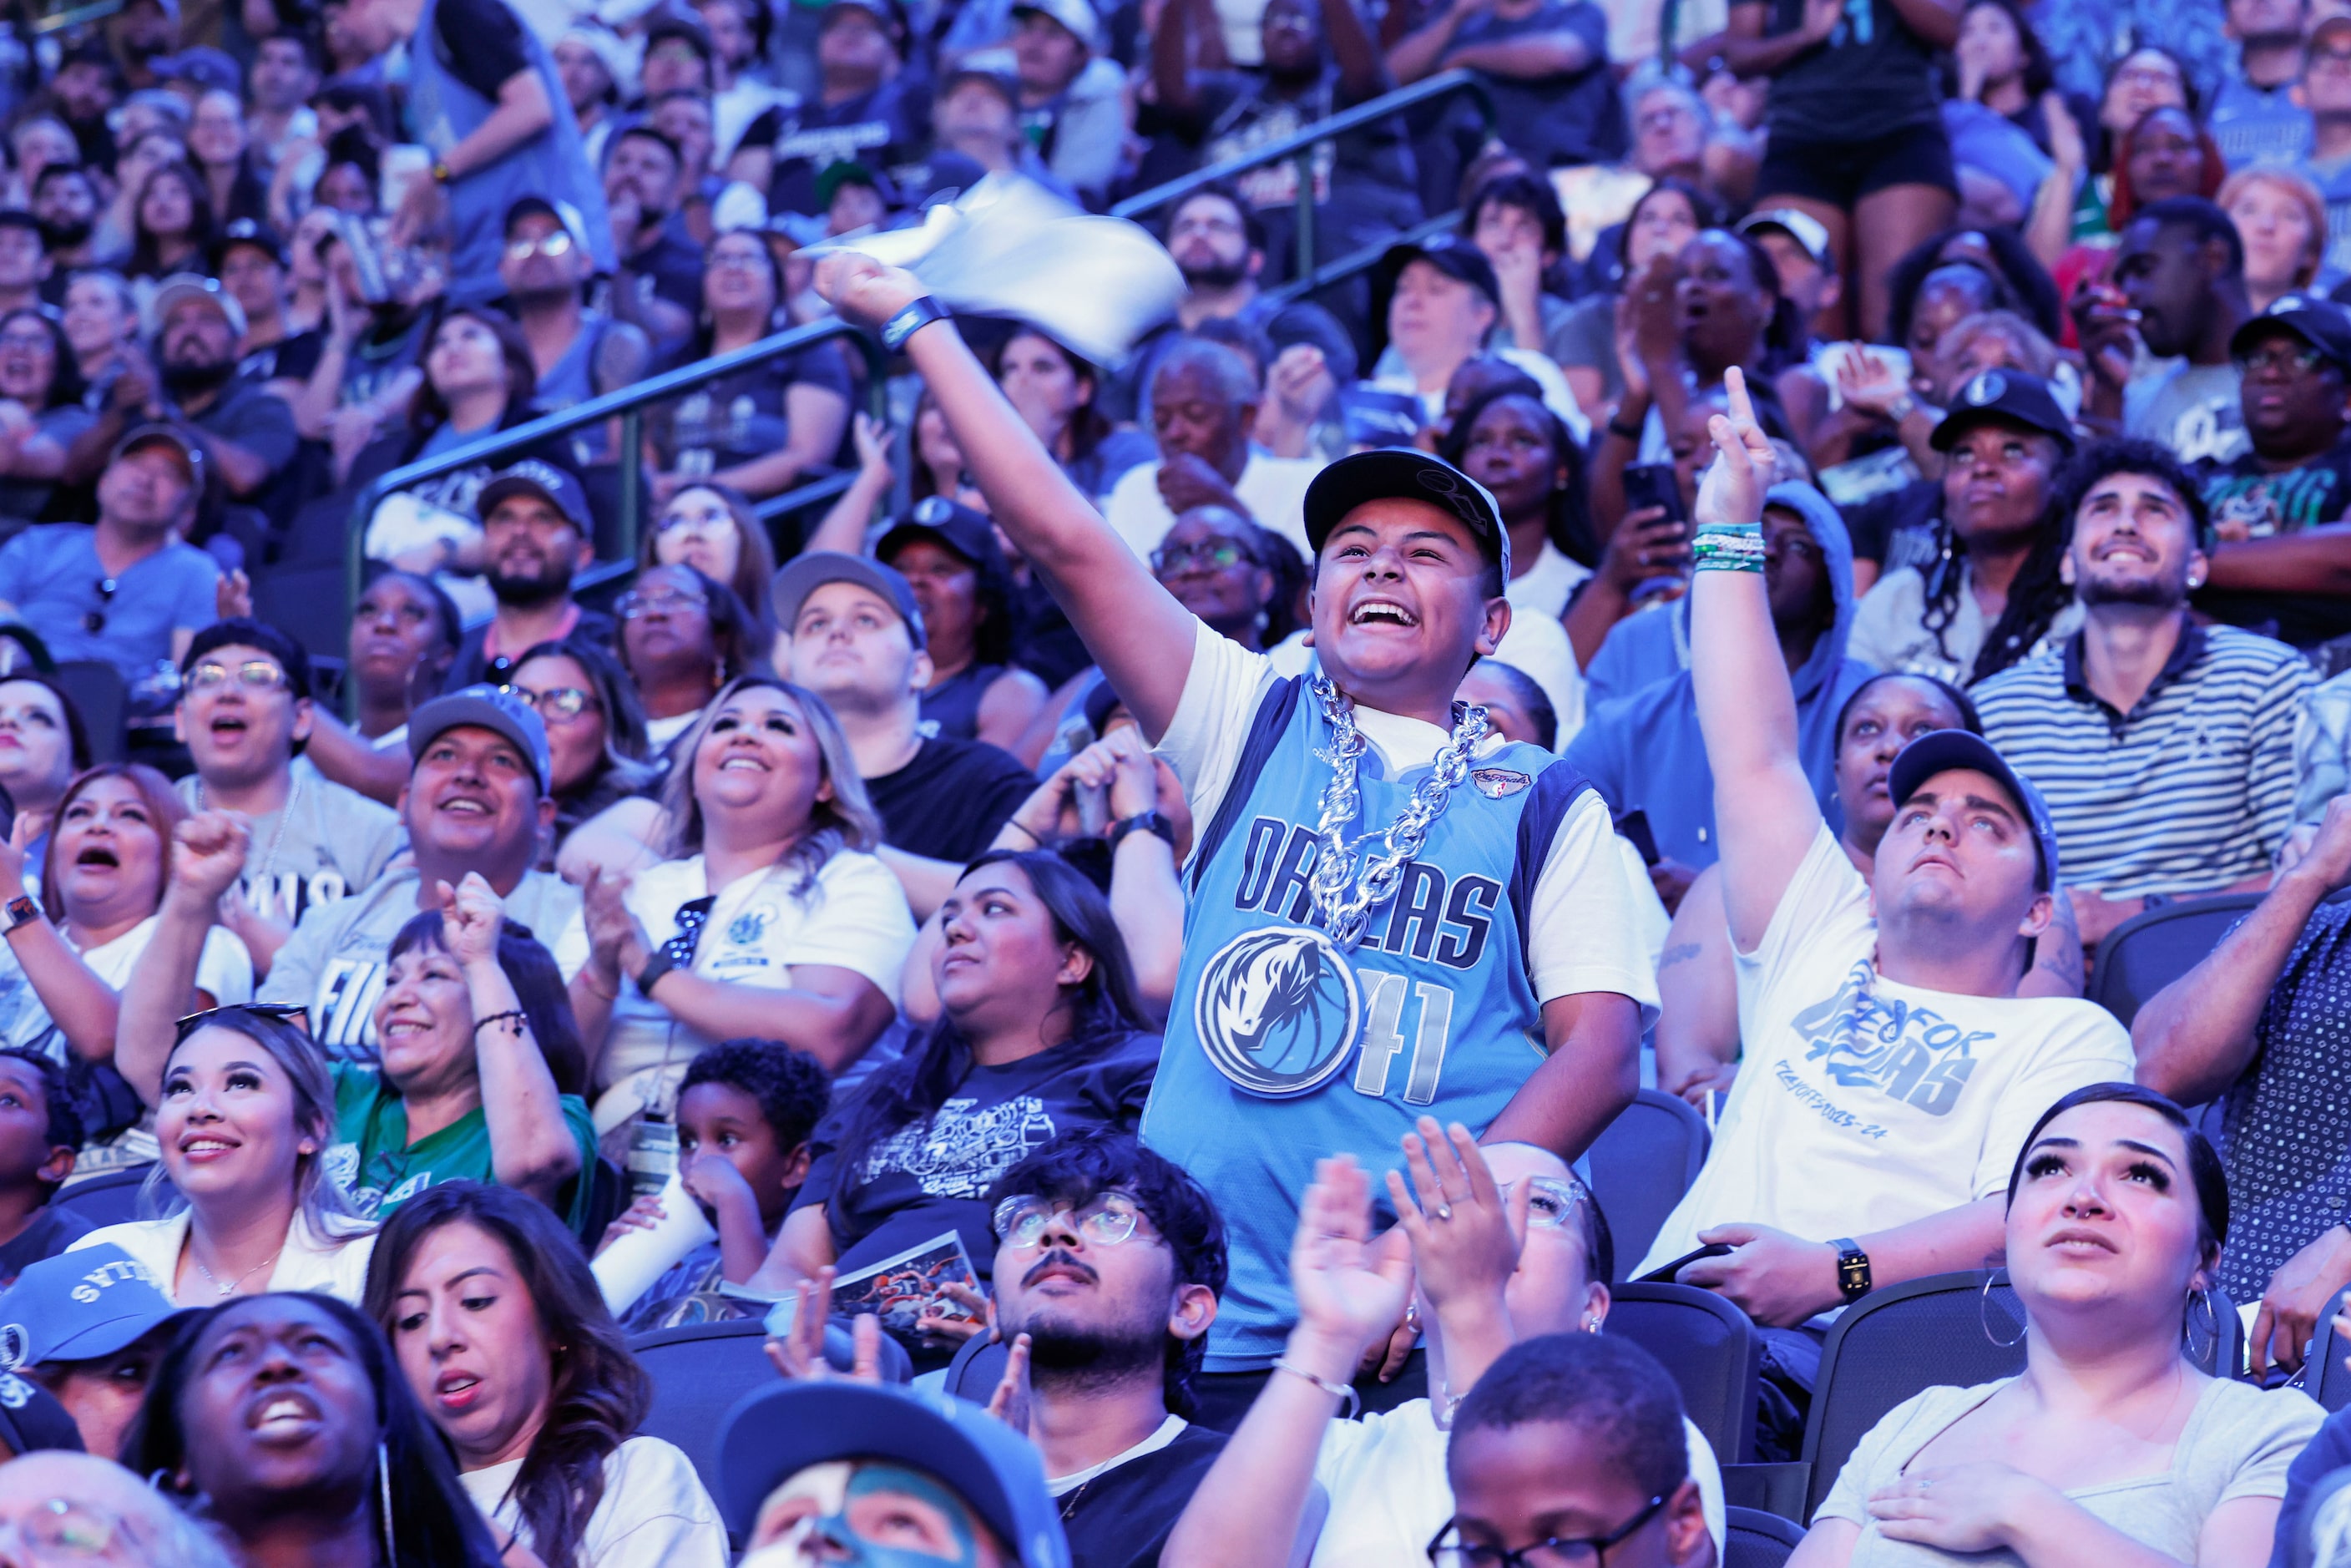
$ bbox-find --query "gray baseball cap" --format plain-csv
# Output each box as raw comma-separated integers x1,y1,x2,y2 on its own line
771,551,928,650
407,684,554,794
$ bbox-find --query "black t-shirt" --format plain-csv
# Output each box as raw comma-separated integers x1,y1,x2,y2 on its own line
240,327,326,385
796,1028,1160,1279
623,226,708,318
0,1206,94,1290
1057,1424,1231,1568
862,736,1036,862
650,336,854,476
1843,477,1943,574
1449,0,1619,167
2197,442,2351,647
432,0,533,104
764,79,932,217
1736,0,1942,144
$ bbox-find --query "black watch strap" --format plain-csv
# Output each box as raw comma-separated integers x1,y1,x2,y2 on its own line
1109,812,1176,852
1831,1237,1872,1302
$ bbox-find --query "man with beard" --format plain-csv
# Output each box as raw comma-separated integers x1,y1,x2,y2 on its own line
443,459,610,689
31,164,100,303
45,43,120,174
1978,438,2314,948
981,1129,1232,1568
501,197,647,469
169,618,402,977
603,125,702,340
245,34,321,177
2080,196,2257,463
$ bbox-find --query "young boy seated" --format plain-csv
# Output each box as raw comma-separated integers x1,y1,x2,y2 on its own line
0,1050,88,1287
603,1038,830,1330
3,1243,189,1459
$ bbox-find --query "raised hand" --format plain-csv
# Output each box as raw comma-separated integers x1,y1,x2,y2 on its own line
762,1268,887,1383
1693,366,1777,530
1289,1156,1416,1367
168,812,251,908
1385,1118,1524,1317
812,252,925,331
983,1332,1034,1430
438,872,506,969
215,569,254,622
0,812,35,902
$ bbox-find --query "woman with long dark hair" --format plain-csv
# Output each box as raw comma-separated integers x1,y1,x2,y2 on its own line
1793,1084,2322,1566
640,481,778,643
0,306,90,529
368,1182,729,1566
992,325,1155,503
615,563,763,756
565,677,912,1134
122,1290,504,1568
749,850,1157,1361
508,638,660,874
124,161,215,286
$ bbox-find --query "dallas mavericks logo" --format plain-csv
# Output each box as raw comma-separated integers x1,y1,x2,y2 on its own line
1194,927,1360,1097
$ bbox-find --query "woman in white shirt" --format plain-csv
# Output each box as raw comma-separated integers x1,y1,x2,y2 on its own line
71,1004,374,1303
1793,1083,2323,1568
564,677,913,1132
367,1181,728,1568
0,764,250,1150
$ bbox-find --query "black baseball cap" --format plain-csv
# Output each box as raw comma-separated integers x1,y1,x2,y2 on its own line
476,459,592,533
1379,234,1499,307
1887,730,2061,890
1929,368,2076,453
877,495,998,571
210,216,289,270
771,550,928,650
1302,448,1511,578
2229,291,2351,372
643,13,715,62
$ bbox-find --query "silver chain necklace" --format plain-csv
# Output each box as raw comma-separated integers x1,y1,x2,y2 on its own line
197,771,298,893
1305,675,1489,951
189,1244,282,1298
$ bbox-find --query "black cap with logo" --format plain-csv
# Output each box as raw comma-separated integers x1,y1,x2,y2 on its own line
1302,448,1511,578
1928,368,2076,453
2229,291,2351,372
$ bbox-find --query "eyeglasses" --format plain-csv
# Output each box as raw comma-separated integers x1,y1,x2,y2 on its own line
506,231,574,261
83,576,115,635
186,659,290,694
992,1191,1152,1250
1426,1496,1666,1568
1152,540,1247,574
658,507,731,537
1503,1173,1590,1232
2235,342,2325,376
503,683,600,721
0,1497,124,1559
707,247,768,272
616,587,710,618
173,1000,309,1044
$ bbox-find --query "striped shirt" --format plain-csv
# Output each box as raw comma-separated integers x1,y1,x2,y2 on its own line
1975,622,2313,897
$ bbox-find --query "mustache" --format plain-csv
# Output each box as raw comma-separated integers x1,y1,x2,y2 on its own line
1021,1247,1098,1289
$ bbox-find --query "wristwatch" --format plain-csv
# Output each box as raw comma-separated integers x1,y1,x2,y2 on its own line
1109,812,1176,852
430,159,453,185
1830,1238,1872,1302
3,896,35,933
635,948,679,997
1885,392,1919,422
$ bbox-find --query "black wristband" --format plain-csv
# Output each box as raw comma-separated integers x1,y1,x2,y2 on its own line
1606,415,1644,441
881,296,950,352
1109,812,1176,852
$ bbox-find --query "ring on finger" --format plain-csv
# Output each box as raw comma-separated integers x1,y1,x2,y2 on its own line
1433,1203,1453,1222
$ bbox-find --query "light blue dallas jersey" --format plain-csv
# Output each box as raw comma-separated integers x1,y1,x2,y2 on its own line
1140,675,1595,1369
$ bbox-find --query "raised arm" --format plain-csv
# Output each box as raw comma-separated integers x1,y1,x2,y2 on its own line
116,812,251,1106
1688,368,1821,951
0,817,121,1065
1320,0,1390,100
440,873,582,1204
814,255,1201,741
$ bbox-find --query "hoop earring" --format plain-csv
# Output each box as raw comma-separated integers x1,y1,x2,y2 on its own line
1980,1269,2025,1348
377,1440,397,1564
2184,1285,2220,1359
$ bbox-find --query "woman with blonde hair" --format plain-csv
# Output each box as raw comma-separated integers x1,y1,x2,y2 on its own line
2222,167,2327,315
563,677,913,1133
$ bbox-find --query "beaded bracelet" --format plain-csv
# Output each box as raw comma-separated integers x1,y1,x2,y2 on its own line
1691,522,1766,574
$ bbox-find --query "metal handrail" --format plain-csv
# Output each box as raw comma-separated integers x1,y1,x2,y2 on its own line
342,316,887,673
1108,68,1490,281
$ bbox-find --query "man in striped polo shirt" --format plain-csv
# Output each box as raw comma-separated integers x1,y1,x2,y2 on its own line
1975,438,2314,950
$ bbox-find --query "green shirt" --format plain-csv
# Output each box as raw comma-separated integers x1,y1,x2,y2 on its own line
326,1064,599,1230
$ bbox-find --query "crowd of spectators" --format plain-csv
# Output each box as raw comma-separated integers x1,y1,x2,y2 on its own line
8,0,2351,1562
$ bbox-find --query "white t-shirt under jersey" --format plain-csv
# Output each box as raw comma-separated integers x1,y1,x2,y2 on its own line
1104,450,1325,562
1309,1399,1726,1567
460,1434,730,1568
1636,825,2134,1277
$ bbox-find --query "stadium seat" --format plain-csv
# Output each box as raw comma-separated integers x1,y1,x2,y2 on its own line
570,1156,624,1248
2311,1294,2351,1413
634,1317,912,1524
943,1333,1010,1403
1586,1089,1710,1280
2087,894,2268,1027
52,1165,169,1228
1797,1271,2242,1522
1726,1505,1806,1567
50,660,125,764
1609,1282,1763,1464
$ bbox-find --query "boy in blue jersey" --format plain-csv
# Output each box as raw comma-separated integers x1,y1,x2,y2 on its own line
813,255,1656,1399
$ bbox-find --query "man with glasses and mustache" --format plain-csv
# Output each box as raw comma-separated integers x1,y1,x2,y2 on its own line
169,620,402,980
499,196,649,470
0,422,216,681
1165,1127,1725,1567
442,460,611,690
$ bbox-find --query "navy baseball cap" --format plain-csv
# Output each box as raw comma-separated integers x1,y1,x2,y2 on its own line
717,1382,1070,1567
1302,448,1511,579
408,685,554,794
1887,730,2061,890
476,458,592,534
1380,234,1500,307
2230,291,2351,372
771,551,928,650
1929,368,2075,453
0,1245,190,1368
877,496,999,572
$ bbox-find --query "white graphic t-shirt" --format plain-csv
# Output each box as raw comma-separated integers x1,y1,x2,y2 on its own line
1636,825,2134,1277
175,761,406,931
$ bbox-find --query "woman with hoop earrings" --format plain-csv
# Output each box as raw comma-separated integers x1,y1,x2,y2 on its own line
1789,1084,2322,1567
